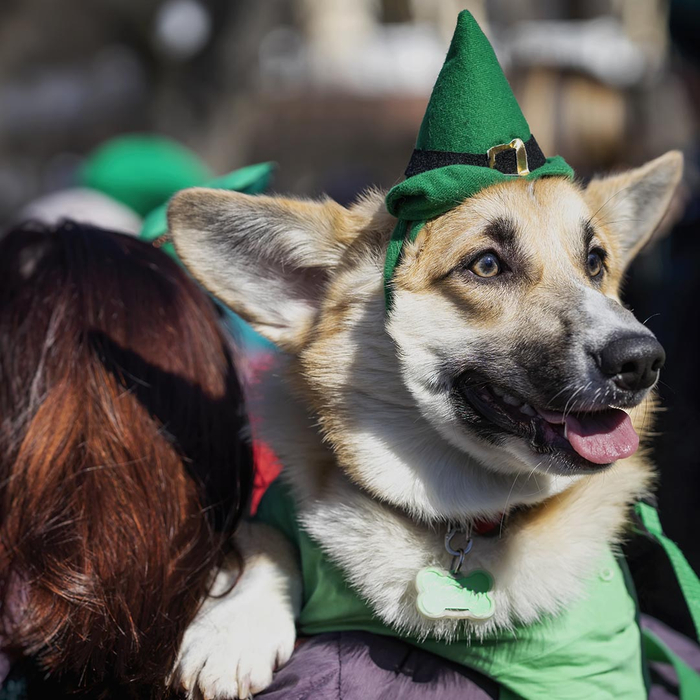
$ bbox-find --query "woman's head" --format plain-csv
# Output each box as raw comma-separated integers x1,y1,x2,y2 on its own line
0,220,253,694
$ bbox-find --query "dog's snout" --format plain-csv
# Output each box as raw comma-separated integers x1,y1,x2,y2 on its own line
597,335,665,391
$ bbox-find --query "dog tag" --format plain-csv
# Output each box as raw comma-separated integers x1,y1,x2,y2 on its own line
415,567,495,620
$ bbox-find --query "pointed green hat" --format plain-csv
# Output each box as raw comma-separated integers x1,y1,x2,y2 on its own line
384,11,573,306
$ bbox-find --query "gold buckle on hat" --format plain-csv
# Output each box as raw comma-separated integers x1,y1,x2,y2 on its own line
487,138,530,176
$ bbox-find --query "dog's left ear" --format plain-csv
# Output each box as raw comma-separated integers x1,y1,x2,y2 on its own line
167,189,362,351
584,150,683,265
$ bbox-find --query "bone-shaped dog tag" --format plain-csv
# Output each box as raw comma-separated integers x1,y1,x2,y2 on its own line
415,567,495,620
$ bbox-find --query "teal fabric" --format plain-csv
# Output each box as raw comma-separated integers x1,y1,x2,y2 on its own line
219,304,274,353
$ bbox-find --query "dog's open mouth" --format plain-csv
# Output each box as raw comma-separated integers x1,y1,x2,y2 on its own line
458,381,639,469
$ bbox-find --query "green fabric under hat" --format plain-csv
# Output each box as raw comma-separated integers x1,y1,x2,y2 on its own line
384,10,574,307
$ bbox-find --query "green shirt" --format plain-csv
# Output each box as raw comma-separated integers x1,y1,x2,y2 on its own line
256,480,648,700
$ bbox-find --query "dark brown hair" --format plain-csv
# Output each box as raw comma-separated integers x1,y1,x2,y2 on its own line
0,221,253,696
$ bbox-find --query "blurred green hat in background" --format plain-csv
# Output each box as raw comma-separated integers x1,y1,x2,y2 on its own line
81,134,214,217
81,132,275,352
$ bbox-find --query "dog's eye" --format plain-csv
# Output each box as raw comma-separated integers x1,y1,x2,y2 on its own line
469,253,502,278
586,250,605,278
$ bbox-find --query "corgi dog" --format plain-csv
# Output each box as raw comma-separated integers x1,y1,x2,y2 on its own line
166,151,682,698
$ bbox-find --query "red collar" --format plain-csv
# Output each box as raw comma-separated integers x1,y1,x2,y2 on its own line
472,516,503,537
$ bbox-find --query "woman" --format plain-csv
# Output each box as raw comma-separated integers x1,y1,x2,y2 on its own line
0,220,253,697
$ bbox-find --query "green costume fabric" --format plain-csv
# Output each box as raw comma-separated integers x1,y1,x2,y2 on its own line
383,11,574,307
256,480,648,700
81,135,214,217
635,502,700,641
138,161,274,260
633,502,700,698
644,628,700,699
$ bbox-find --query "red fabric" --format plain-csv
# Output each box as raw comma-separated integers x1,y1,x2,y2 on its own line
245,352,282,514
472,518,501,536
251,440,281,514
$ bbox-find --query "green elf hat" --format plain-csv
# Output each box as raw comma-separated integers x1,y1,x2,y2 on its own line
383,10,574,307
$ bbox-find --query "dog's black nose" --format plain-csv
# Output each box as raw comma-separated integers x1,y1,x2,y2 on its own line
598,335,665,391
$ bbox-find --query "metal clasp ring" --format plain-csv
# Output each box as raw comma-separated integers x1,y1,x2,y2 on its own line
445,525,473,574
486,137,530,176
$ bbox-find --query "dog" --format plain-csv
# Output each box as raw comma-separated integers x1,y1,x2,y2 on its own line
166,150,682,697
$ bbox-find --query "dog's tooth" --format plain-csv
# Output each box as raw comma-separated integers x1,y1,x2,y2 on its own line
520,403,536,416
492,386,504,397
502,393,521,406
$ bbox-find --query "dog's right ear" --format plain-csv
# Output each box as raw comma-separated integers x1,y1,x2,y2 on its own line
168,189,356,351
584,150,683,265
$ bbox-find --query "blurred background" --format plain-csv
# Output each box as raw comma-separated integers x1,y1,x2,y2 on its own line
1,0,697,214
1,0,699,637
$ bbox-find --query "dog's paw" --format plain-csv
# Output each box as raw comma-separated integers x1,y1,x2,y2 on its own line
172,523,302,699
174,591,296,699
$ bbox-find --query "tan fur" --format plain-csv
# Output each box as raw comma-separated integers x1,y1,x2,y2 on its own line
168,151,682,697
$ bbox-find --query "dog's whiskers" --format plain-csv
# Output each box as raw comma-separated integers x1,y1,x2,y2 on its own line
501,469,530,535
656,379,675,396
545,382,577,409
563,382,590,418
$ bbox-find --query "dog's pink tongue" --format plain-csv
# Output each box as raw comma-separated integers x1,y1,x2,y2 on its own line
564,409,639,464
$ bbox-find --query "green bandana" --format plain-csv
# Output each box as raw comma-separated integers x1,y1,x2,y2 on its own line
256,481,646,700
256,480,700,699
384,11,574,308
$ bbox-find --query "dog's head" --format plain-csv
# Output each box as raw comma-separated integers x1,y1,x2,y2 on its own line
169,152,681,517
